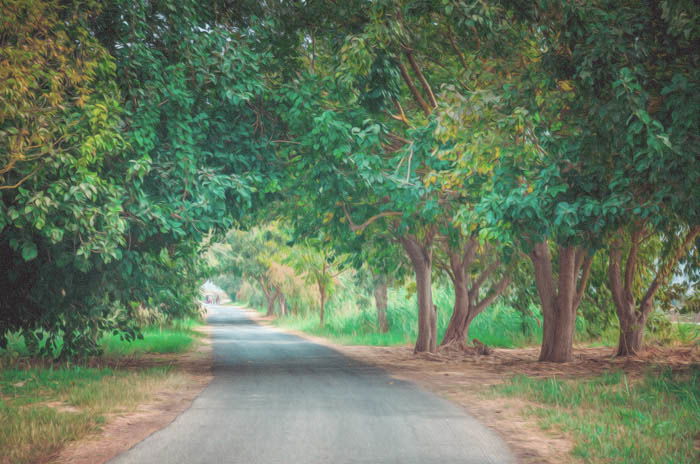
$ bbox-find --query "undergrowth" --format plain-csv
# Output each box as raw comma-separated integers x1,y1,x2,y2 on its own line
0,317,203,359
237,277,695,349
241,284,559,348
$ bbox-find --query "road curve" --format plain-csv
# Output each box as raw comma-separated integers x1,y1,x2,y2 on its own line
110,305,514,464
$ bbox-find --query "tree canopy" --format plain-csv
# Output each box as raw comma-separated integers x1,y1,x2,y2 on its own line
2,0,698,361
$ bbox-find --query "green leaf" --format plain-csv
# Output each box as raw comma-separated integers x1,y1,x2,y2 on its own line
21,242,38,262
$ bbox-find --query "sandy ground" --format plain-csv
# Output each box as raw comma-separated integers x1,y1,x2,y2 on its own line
243,308,699,464
50,327,213,464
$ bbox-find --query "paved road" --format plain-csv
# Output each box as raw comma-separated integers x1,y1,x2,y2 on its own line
111,305,514,464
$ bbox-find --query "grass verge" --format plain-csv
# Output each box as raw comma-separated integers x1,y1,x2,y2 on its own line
0,365,190,464
492,368,700,463
245,300,545,348
1,318,203,358
99,318,203,356
0,318,203,464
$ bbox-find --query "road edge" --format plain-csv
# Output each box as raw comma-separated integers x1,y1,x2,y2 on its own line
50,326,214,464
235,305,549,463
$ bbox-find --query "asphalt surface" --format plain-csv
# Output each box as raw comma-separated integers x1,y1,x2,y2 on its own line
110,305,515,464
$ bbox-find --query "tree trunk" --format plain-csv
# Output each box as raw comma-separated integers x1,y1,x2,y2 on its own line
441,269,470,348
530,242,592,362
374,278,389,333
318,283,326,326
265,293,276,317
609,231,648,356
257,279,276,317
440,245,510,349
616,308,648,356
400,235,437,353
538,298,577,362
608,225,700,357
278,294,287,317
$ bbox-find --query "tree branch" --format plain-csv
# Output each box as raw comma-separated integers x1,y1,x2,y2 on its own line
624,226,645,300
471,260,499,292
641,225,700,309
446,25,469,73
341,204,402,233
473,275,511,315
462,237,478,270
574,253,594,310
0,167,39,190
397,60,432,116
391,99,411,126
608,238,627,313
404,47,437,109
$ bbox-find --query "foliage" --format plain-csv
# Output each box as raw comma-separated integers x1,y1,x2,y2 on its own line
2,0,697,360
0,317,202,359
1,0,277,357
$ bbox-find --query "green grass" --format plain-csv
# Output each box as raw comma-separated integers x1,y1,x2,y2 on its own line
493,368,700,463
0,365,189,464
0,317,203,464
242,284,549,348
1,317,203,359
99,319,202,356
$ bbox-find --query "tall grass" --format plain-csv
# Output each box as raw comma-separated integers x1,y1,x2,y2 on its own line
99,318,203,356
0,317,203,359
241,279,571,348
495,368,700,463
236,273,693,350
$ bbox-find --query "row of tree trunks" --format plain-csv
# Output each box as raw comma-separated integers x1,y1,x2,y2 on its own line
400,234,437,353
256,278,288,318
530,242,593,362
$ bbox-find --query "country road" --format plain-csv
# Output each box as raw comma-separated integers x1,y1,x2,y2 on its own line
110,305,515,464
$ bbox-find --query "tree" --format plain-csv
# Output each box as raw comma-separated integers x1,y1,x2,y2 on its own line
267,0,524,353
437,237,511,349
212,225,288,317
523,0,700,356
358,239,408,334
1,0,278,356
286,239,344,326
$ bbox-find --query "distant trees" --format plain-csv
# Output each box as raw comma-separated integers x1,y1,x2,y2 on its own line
286,239,344,326
212,226,288,317
211,226,345,326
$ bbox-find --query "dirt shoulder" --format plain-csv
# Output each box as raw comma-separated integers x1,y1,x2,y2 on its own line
243,307,699,464
51,327,213,464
